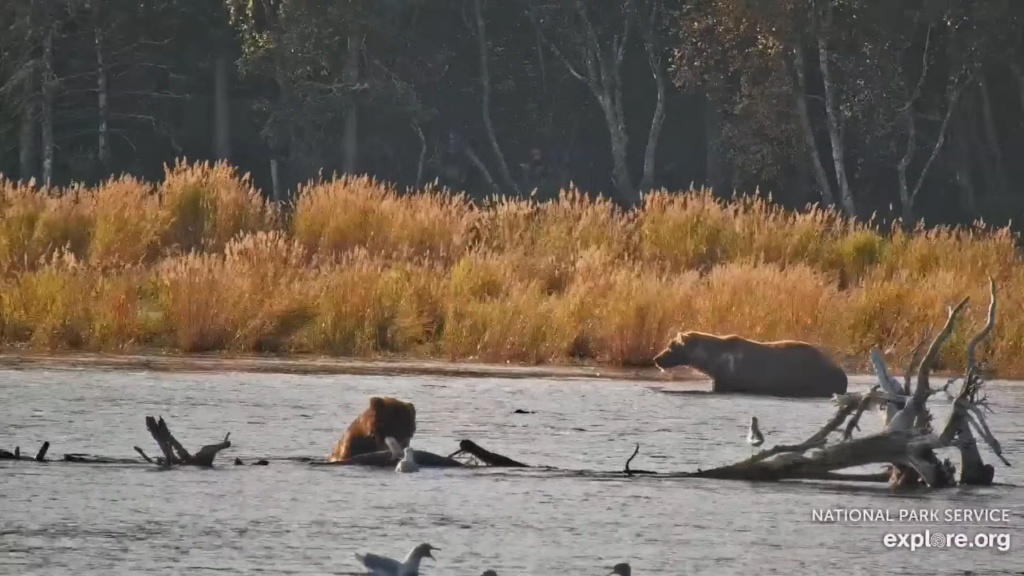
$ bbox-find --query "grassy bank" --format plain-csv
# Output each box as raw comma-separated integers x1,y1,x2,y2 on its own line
1,160,1021,375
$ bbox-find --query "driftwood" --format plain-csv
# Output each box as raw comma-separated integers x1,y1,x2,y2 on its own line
310,447,465,468
0,441,50,462
142,416,232,467
449,440,530,467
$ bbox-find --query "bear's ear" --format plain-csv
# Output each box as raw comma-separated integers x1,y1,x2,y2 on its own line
369,396,385,410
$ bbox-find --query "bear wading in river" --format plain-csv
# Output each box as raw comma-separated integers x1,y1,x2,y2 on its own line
328,396,417,462
653,331,848,398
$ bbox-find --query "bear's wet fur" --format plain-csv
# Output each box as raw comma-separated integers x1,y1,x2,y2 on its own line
653,330,848,398
328,396,417,462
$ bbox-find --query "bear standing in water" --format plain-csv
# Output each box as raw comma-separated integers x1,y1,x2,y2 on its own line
328,396,417,462
653,330,848,398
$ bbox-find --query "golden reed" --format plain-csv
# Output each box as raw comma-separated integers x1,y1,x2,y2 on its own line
1,159,1021,375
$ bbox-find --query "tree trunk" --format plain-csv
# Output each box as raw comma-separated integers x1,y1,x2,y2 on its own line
792,42,835,208
600,99,636,205
412,120,427,188
40,26,55,187
530,2,638,206
1011,63,1024,121
270,158,282,202
213,53,231,162
638,7,666,195
951,111,977,217
977,78,1005,196
270,52,293,198
703,90,726,194
18,88,37,184
95,25,110,173
817,31,854,217
341,33,360,175
472,0,518,194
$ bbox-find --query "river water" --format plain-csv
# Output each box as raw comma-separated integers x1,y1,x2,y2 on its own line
1,366,1022,575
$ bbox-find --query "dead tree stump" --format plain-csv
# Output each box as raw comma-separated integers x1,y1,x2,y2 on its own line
141,416,231,467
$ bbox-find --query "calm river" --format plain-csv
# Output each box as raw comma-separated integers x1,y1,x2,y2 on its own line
1,365,1022,575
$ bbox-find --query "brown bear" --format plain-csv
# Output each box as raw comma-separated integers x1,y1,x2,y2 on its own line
653,331,848,398
328,396,418,462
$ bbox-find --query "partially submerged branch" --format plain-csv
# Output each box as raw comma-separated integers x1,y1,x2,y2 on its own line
623,443,656,476
449,440,530,468
144,416,231,467
0,441,50,462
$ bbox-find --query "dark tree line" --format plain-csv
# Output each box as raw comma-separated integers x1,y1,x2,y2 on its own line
2,0,1023,227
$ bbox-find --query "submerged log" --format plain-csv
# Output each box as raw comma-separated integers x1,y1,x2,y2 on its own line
63,453,150,464
144,416,232,467
311,447,465,468
449,440,530,467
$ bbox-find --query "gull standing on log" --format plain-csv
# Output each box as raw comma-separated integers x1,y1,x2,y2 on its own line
396,446,420,473
353,543,439,576
747,415,765,455
606,562,632,576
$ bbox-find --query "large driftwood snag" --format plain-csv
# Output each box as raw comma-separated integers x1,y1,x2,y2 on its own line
142,416,232,467
675,278,1009,489
0,441,50,462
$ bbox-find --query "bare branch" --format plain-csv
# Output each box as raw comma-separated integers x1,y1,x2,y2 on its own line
843,385,879,441
907,75,971,204
915,296,970,396
965,277,996,371
900,325,933,391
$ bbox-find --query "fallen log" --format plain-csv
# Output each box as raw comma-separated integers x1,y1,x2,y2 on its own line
233,458,270,466
310,447,465,468
63,453,150,464
449,440,529,467
0,442,51,462
143,416,232,467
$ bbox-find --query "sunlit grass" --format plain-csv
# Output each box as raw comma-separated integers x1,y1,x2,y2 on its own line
1,161,1022,375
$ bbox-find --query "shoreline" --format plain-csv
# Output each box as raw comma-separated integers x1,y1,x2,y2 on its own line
0,350,1003,384
0,351,666,382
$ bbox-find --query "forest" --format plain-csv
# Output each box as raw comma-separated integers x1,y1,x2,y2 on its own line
2,0,1023,227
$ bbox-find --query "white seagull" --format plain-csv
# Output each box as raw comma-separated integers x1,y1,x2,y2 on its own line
396,446,420,473
747,415,765,455
606,562,631,576
354,542,438,576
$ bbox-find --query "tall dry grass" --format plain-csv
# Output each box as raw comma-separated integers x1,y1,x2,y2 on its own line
2,160,1023,375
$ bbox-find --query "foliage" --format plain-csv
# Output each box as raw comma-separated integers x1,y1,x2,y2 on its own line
1,161,1022,376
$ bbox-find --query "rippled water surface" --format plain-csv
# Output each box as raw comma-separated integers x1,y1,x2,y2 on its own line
1,366,1023,576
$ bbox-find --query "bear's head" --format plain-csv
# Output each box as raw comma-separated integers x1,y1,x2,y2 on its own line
653,331,710,371
369,396,417,448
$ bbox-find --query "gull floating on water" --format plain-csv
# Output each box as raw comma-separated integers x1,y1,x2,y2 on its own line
747,415,765,455
353,542,438,576
606,562,631,576
396,446,420,473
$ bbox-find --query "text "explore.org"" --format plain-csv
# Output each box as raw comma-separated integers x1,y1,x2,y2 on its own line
883,531,1012,552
